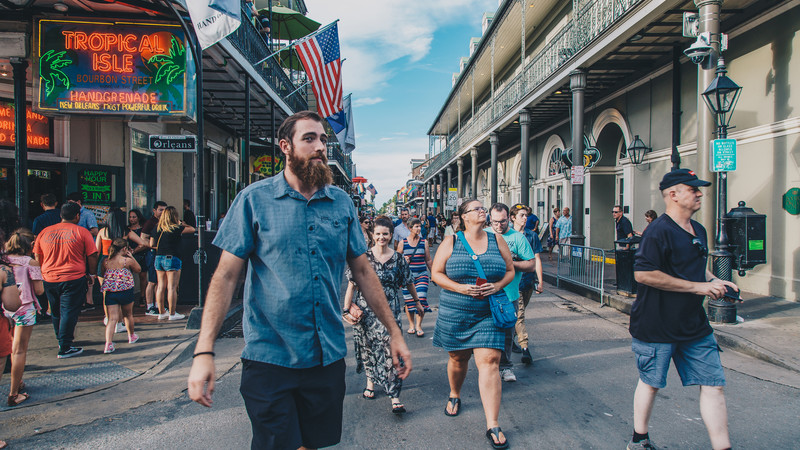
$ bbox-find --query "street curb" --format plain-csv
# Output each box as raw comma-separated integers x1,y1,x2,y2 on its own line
161,303,244,373
543,271,800,374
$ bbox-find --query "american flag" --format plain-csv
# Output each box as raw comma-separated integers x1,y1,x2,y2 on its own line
296,23,343,119
367,183,377,196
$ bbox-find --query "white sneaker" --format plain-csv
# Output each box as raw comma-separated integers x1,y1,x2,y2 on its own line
501,368,517,382
168,313,186,321
115,323,126,333
103,317,108,326
145,307,159,316
157,313,169,320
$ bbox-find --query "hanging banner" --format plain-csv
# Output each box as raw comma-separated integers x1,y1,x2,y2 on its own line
35,19,189,116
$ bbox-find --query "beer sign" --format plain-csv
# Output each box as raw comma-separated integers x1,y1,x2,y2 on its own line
36,19,189,116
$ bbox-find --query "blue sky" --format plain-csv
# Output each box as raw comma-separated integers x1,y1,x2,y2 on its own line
305,0,499,206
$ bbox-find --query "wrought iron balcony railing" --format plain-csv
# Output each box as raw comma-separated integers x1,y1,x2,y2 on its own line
327,142,353,181
425,0,641,179
226,1,308,112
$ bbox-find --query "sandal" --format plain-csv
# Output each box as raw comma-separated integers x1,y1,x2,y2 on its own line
7,392,30,407
486,427,509,449
416,330,425,338
444,397,460,417
362,388,375,399
391,402,406,414
406,328,416,335
0,439,6,449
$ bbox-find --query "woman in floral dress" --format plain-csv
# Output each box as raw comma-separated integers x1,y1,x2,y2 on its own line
343,215,421,414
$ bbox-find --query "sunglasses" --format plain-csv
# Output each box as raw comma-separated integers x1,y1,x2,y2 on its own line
692,238,708,257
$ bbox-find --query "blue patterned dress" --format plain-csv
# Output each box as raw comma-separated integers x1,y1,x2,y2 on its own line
433,233,506,351
401,237,432,314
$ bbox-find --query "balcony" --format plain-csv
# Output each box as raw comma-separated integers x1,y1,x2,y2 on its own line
327,141,353,181
425,0,641,177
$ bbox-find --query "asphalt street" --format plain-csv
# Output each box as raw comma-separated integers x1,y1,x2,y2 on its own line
8,283,800,449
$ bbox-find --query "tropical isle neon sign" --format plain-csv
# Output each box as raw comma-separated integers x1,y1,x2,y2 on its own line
36,19,189,116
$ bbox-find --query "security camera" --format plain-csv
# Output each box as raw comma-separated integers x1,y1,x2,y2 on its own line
684,33,712,64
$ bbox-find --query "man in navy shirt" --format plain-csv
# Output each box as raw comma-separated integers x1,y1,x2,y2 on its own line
613,205,634,249
31,193,61,236
188,111,412,449
627,168,739,450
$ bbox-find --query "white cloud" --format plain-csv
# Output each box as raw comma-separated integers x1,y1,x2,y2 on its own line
352,97,384,107
379,137,395,141
351,137,429,206
305,0,497,95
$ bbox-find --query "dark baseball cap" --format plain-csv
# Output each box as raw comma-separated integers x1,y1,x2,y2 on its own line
659,168,712,190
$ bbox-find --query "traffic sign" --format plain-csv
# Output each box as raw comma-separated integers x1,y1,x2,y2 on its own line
149,135,197,152
571,166,585,185
447,188,458,207
711,139,736,172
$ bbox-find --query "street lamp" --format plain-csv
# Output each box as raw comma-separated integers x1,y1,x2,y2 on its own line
703,57,742,324
499,179,508,193
627,135,651,165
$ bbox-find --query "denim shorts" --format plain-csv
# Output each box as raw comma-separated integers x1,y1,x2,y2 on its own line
154,255,182,272
146,251,157,283
104,288,134,306
632,333,726,389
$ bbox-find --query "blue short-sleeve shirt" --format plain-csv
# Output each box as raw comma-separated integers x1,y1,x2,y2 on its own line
485,227,535,301
78,207,98,231
213,172,367,368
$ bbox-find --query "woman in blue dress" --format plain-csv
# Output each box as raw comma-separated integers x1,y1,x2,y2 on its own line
396,217,432,337
431,199,515,449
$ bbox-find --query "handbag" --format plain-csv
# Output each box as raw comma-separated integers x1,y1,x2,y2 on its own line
455,232,516,329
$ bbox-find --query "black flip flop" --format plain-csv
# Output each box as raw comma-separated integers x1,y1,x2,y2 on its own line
391,402,406,414
444,397,460,416
486,427,509,449
362,388,375,399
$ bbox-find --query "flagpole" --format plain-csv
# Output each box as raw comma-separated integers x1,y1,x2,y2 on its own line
255,41,295,65
286,80,312,98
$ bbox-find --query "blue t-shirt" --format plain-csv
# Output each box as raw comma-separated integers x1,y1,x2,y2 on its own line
485,227,535,301
555,215,572,239
213,172,366,368
32,209,62,235
519,229,542,291
78,206,98,231
630,214,713,343
525,214,540,232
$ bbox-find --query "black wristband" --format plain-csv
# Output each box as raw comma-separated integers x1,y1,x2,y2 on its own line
193,351,215,358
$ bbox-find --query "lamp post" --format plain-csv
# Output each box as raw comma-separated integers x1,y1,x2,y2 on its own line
702,57,742,323
499,179,508,193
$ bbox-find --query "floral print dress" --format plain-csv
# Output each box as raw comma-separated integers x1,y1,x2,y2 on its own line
346,249,413,398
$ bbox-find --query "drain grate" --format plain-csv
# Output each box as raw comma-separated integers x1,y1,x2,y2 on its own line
0,361,138,411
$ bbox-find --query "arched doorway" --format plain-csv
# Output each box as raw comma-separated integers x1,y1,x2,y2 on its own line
538,134,568,229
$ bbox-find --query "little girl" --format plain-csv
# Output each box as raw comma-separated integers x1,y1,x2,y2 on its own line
4,228,43,407
101,238,142,353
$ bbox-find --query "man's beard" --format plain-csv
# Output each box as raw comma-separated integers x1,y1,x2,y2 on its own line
287,145,333,188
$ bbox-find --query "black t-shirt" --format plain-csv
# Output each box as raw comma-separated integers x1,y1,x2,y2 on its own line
154,226,185,256
32,209,62,235
615,215,634,240
629,214,713,343
184,209,197,228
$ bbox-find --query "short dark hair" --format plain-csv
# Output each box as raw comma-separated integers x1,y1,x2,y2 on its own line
67,192,82,203
645,210,658,220
40,193,57,207
373,215,394,235
153,201,167,210
61,202,81,221
613,205,623,211
184,199,191,208
408,217,421,228
277,110,324,143
489,203,509,217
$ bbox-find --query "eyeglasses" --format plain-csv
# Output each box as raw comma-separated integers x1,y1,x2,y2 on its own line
491,219,509,225
612,210,621,214
692,238,708,257
464,207,488,215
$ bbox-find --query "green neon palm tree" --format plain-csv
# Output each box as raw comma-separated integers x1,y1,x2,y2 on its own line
39,49,72,99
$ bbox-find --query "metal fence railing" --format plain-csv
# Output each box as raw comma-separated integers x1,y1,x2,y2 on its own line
556,244,606,304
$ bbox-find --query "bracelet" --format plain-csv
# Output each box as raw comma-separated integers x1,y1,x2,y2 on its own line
192,351,215,358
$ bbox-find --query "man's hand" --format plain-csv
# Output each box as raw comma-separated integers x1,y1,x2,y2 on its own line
187,355,215,407
389,333,412,380
696,278,738,300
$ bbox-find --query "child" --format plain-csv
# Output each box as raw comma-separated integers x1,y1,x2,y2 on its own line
101,238,142,353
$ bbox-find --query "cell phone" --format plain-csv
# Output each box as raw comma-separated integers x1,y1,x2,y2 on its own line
723,285,740,302
475,277,487,299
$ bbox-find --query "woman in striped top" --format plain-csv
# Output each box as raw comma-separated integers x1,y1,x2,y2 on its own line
396,217,432,337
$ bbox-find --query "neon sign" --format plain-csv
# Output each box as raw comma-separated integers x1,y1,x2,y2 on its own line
36,19,189,116
0,102,53,152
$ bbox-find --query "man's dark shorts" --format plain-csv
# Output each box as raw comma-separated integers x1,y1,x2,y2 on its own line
240,358,346,450
146,250,157,283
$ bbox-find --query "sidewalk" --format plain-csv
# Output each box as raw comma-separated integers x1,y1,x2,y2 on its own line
540,250,800,374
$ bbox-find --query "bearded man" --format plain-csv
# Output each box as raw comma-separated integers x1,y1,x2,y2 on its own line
188,111,412,450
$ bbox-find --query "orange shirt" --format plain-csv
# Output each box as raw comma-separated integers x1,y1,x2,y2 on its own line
33,222,98,283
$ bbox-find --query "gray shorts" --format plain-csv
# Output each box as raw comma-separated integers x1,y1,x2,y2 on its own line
632,333,726,389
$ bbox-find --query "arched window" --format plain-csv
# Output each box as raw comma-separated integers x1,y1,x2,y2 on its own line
548,148,564,176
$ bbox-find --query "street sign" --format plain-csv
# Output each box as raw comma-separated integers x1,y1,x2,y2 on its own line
711,139,736,172
149,134,197,152
783,187,800,215
571,166,585,185
447,188,457,207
